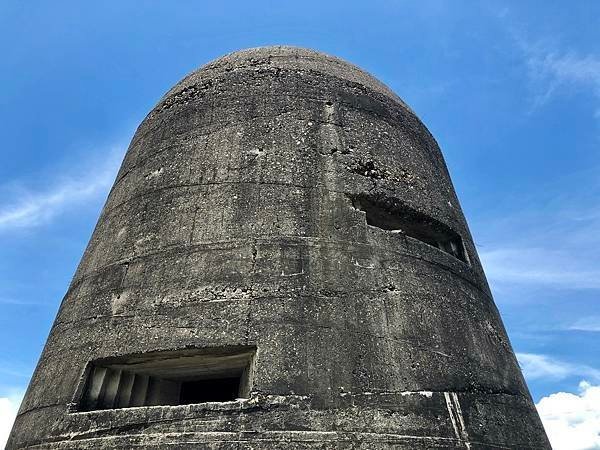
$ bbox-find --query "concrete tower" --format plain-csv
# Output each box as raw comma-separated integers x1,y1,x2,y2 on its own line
9,47,550,449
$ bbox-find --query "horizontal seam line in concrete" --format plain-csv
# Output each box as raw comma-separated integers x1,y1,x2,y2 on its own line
150,70,406,121
15,390,529,425
71,237,487,301
131,89,435,168
115,112,351,183
41,320,518,395
49,312,492,356
22,433,481,446
17,434,517,449
177,54,401,100
106,180,350,214
104,180,444,225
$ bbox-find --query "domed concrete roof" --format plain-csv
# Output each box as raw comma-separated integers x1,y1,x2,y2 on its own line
162,46,406,107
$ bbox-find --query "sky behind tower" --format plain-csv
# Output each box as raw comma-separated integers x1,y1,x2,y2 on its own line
1,2,599,448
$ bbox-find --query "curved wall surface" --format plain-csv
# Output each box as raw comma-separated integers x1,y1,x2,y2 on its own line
9,46,550,449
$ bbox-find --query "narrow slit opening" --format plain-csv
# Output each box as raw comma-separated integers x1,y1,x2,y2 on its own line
351,194,468,263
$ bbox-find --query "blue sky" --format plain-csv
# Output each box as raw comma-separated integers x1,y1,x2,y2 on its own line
1,1,599,448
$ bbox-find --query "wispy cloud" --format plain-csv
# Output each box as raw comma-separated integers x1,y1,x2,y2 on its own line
504,21,600,117
0,366,31,380
536,381,600,450
0,146,123,232
475,180,600,293
568,316,600,333
0,298,43,306
517,353,600,382
497,6,600,119
481,13,600,298
481,247,600,290
525,48,600,111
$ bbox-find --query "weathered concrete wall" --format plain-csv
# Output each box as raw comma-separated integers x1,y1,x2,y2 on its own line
8,46,550,449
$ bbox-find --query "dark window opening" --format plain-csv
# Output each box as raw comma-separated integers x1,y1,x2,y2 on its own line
179,377,240,404
350,194,469,264
77,347,255,411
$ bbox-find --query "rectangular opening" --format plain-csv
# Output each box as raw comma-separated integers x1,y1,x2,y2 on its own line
179,377,240,404
77,347,255,411
351,194,469,263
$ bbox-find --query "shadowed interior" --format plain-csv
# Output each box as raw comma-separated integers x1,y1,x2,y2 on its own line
350,194,468,263
78,348,254,411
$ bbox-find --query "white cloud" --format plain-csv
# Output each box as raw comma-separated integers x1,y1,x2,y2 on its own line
0,146,123,232
480,247,600,290
500,15,600,116
537,381,600,450
544,53,600,88
474,177,600,296
0,393,22,449
528,50,600,105
569,316,600,332
517,353,600,382
518,36,600,116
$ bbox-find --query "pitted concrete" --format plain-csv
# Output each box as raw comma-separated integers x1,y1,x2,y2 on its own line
8,46,550,449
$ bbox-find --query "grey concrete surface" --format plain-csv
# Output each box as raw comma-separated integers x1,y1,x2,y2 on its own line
8,46,550,449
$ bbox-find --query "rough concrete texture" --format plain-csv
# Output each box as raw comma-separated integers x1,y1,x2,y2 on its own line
8,46,551,449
